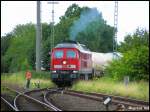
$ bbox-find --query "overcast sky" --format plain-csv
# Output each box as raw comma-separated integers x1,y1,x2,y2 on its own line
1,1,149,43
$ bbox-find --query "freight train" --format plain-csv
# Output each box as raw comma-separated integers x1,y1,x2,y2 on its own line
50,40,93,86
50,40,122,86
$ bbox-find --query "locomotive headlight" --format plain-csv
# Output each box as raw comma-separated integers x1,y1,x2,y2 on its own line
52,70,56,73
62,60,67,64
73,70,78,73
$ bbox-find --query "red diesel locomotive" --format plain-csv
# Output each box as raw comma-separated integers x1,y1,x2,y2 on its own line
50,40,93,86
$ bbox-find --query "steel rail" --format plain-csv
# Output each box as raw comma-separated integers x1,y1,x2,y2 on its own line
44,91,62,111
5,87,61,111
1,96,18,111
66,90,149,107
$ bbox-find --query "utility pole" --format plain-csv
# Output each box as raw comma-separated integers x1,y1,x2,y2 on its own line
113,1,118,59
36,1,41,71
47,1,59,53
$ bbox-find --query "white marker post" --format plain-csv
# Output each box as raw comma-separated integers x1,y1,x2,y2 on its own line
103,97,112,111
124,76,129,86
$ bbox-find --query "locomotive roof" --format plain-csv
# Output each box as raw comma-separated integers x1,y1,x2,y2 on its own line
54,43,91,54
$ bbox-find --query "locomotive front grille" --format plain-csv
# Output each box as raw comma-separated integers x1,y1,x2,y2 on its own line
54,65,62,68
59,70,72,74
66,65,76,68
54,64,76,69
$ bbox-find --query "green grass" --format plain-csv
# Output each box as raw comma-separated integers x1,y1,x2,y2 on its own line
71,77,149,101
1,86,17,97
1,71,56,89
1,72,149,101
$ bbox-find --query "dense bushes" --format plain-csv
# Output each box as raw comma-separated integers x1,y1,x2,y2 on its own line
105,28,149,81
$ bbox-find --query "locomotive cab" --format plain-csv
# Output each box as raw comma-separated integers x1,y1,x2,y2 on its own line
50,40,93,86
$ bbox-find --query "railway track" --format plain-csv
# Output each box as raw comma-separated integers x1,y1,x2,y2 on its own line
1,87,61,111
1,96,18,111
1,86,149,111
46,88,117,111
65,90,149,111
45,88,149,111
1,87,19,111
25,88,62,111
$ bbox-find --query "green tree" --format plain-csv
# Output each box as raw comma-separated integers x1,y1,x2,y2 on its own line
1,33,13,72
59,4,81,21
1,4,117,72
4,23,35,72
105,28,149,81
118,28,149,53
55,4,81,45
41,23,52,70
76,13,114,52
1,33,13,56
